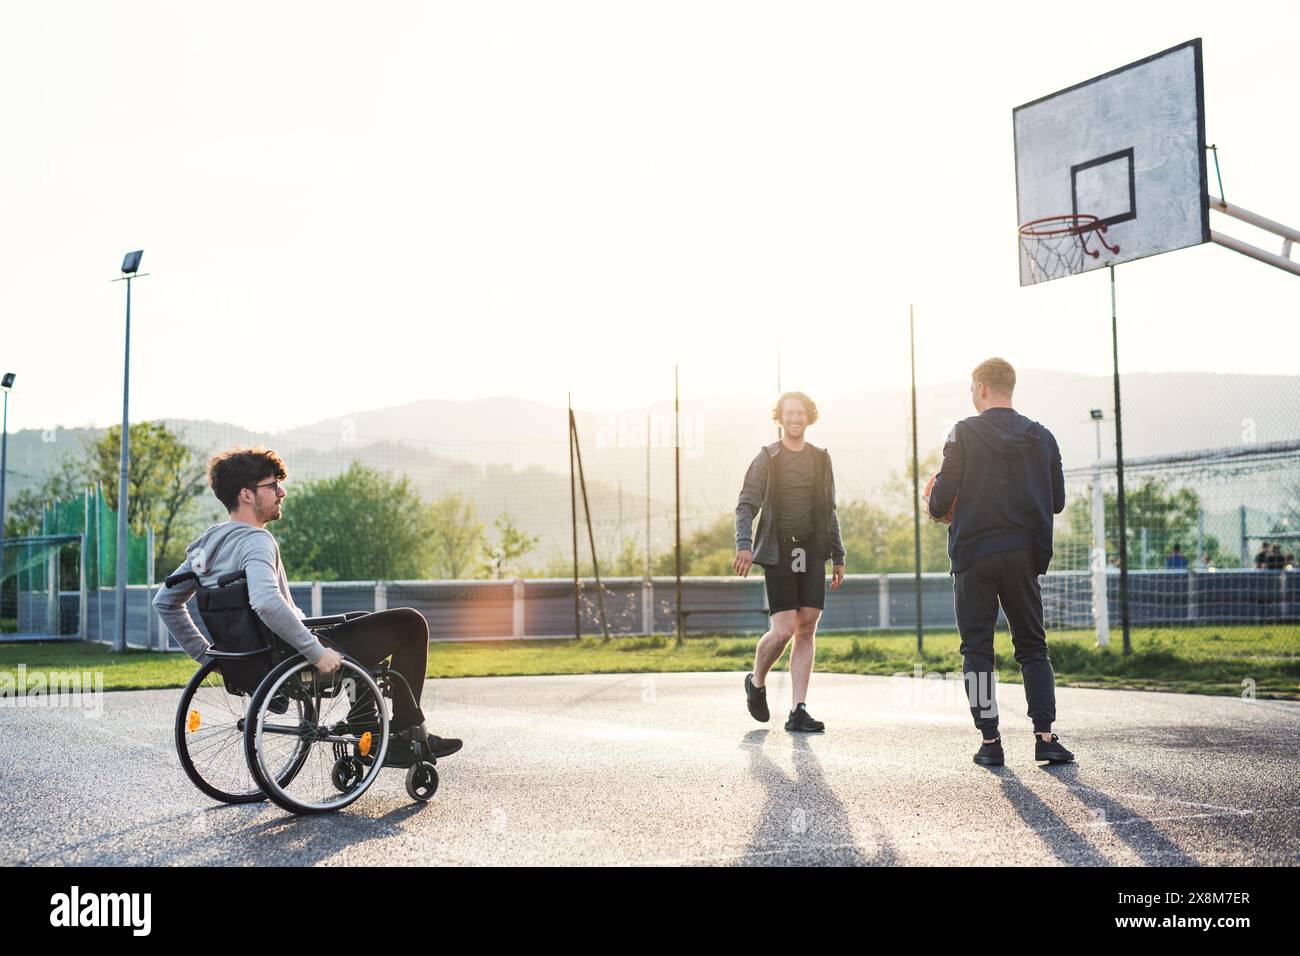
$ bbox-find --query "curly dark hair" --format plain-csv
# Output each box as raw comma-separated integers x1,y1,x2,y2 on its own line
207,446,288,512
771,391,819,426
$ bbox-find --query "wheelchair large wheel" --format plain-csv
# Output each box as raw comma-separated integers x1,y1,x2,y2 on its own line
243,655,390,815
176,660,314,804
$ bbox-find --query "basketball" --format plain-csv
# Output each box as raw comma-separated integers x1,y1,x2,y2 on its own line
923,473,956,524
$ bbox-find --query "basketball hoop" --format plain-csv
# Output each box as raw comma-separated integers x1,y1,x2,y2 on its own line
1019,214,1121,282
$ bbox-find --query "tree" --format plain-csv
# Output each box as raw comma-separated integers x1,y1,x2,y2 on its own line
834,450,950,573
610,535,646,577
85,423,208,575
836,496,950,573
427,492,484,580
276,462,433,580
1064,477,1235,568
480,513,539,579
4,451,93,539
653,514,736,576
3,488,47,539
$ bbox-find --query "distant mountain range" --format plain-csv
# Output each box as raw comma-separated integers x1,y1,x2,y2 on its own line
8,370,1299,565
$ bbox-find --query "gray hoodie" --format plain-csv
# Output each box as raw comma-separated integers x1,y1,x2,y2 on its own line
735,441,845,567
153,521,326,664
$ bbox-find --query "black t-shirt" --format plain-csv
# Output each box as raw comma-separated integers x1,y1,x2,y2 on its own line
777,446,816,535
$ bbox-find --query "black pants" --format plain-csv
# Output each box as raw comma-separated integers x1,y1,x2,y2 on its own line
953,549,1056,737
323,607,429,731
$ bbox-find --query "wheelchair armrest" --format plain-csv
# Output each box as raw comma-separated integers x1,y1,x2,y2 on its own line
204,646,274,660
302,611,371,628
301,614,350,629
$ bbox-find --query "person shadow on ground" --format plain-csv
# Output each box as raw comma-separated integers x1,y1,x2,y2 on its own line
736,728,896,866
978,763,1110,865
1036,762,1200,866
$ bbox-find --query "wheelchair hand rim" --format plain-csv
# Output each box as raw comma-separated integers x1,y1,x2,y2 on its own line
248,657,390,813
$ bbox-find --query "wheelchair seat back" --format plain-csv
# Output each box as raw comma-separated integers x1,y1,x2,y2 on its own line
165,568,286,694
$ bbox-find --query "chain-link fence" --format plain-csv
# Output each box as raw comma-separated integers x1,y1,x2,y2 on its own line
1,486,152,643
5,358,1300,647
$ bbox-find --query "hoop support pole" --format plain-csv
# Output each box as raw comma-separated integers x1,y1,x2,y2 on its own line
1209,194,1300,277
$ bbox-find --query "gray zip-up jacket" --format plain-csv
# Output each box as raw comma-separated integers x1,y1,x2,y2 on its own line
735,441,846,567
153,521,327,664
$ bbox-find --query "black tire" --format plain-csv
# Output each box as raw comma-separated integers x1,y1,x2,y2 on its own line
175,660,266,804
331,756,365,793
244,656,389,815
405,762,439,802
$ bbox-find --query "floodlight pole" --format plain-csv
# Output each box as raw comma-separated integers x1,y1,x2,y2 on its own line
114,274,133,651
1110,266,1132,655
112,261,148,653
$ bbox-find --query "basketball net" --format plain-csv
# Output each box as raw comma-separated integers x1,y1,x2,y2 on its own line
1019,214,1120,282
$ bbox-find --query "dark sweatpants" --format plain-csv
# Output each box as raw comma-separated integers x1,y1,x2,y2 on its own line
953,549,1056,737
322,607,429,731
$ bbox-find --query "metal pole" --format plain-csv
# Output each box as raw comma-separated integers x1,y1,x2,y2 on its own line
645,412,651,581
1239,505,1248,567
48,540,59,638
0,390,8,578
909,306,923,653
1091,463,1109,646
114,275,132,652
674,365,683,646
95,482,104,645
569,394,579,640
146,525,156,650
571,411,609,640
1208,145,1225,204
1090,410,1109,643
1110,266,1132,654
78,525,87,641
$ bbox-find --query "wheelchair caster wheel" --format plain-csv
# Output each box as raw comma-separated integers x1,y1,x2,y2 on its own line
405,761,438,802
331,757,365,793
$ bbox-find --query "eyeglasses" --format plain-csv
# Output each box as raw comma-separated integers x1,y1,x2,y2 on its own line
252,480,285,493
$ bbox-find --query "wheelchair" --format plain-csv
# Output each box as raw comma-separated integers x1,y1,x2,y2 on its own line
170,569,442,815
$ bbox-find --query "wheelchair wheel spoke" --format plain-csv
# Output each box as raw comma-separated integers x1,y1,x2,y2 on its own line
252,658,390,813
178,662,265,801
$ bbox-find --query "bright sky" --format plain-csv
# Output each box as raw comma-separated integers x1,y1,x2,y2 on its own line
3,1,1298,434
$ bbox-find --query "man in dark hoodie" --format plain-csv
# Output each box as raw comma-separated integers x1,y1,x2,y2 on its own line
927,358,1073,766
154,446,461,762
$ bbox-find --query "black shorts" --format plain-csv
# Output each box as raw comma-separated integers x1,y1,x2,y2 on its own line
761,536,826,613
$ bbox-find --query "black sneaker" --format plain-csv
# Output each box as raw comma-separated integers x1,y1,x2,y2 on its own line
1035,733,1075,764
383,734,417,768
744,673,770,722
974,737,1004,766
784,703,825,733
426,734,463,758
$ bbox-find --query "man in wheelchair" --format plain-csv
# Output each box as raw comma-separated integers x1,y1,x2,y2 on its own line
154,446,462,765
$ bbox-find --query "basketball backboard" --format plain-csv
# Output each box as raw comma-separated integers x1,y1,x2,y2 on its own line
1013,39,1209,286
